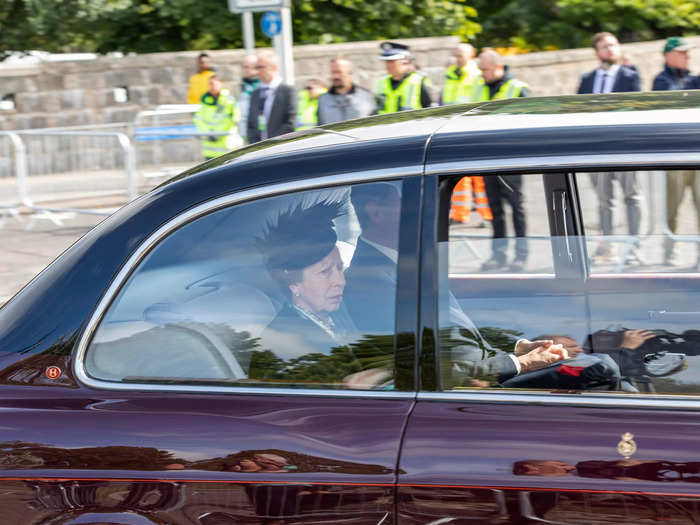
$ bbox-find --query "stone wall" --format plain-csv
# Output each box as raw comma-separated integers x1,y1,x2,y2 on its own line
2,34,699,131
0,36,460,131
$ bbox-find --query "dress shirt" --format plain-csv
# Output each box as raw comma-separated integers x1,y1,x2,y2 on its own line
360,236,397,264
260,76,282,139
593,65,620,94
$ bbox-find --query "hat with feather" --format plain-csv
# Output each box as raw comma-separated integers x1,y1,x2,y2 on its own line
259,199,345,272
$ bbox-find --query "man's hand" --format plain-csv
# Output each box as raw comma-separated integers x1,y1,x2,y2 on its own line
517,344,568,374
515,339,552,356
621,329,655,350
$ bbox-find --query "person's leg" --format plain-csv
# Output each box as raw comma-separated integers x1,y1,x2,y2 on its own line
618,171,642,263
619,171,642,236
591,172,614,259
483,176,507,266
502,174,528,262
689,171,700,264
594,173,614,236
665,170,686,263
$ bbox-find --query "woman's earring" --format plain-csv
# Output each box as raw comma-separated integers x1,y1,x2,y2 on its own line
294,292,300,297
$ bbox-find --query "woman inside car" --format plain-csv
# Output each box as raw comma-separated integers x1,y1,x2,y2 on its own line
250,199,385,386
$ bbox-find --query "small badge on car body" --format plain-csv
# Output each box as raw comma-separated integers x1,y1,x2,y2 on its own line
45,366,62,380
617,432,637,459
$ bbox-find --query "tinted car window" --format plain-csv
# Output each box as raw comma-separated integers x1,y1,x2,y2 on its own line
438,174,586,391
438,170,700,395
84,181,403,390
577,169,700,394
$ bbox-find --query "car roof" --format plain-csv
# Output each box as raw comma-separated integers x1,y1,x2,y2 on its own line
175,90,700,184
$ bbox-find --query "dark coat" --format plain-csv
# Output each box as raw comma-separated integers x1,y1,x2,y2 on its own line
343,239,518,385
250,304,359,384
246,83,297,143
577,65,641,94
652,65,699,91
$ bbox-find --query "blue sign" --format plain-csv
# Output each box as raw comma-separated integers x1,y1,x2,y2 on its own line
261,11,282,38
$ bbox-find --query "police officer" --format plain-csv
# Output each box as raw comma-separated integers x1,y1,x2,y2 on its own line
375,42,432,114
442,43,481,105
193,75,241,160
295,78,328,130
472,48,531,101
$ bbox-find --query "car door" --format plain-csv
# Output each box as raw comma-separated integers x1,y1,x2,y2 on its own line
397,171,700,524
0,175,422,524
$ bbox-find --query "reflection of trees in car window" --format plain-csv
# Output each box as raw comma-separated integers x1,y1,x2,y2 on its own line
86,181,399,390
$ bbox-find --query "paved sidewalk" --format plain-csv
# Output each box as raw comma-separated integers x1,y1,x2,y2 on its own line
0,213,104,304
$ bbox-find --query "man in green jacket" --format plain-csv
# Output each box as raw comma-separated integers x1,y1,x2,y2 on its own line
193,75,241,160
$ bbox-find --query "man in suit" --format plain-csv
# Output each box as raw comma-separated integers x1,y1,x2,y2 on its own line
577,32,640,95
343,183,567,387
246,50,296,143
577,32,643,265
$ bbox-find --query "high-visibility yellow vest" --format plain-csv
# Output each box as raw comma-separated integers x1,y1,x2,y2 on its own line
295,88,326,130
375,72,425,114
193,89,241,159
187,70,216,105
470,77,529,101
442,64,480,105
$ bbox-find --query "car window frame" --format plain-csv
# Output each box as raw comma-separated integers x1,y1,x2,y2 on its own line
73,167,422,398
421,163,700,410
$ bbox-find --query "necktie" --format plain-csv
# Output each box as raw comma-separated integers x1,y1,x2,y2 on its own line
259,88,270,114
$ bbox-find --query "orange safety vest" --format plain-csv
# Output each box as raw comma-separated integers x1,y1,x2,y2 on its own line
450,176,493,223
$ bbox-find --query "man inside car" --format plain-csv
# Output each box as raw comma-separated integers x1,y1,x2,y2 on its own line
343,183,569,386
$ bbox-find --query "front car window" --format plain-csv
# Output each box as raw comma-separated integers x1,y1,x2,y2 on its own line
84,181,403,391
438,169,700,396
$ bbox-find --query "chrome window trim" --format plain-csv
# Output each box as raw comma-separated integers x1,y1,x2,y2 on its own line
426,152,700,176
73,166,421,396
418,391,700,409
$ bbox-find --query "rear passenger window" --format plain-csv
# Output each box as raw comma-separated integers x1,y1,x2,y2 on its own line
84,181,403,391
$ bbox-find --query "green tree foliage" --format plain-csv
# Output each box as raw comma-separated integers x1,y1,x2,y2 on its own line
0,0,479,58
472,0,700,51
293,0,479,44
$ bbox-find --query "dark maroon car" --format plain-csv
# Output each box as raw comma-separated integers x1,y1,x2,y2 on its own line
2,92,700,524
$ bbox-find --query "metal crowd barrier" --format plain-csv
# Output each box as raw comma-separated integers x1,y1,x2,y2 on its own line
0,131,28,228
0,129,136,228
133,105,202,179
0,104,242,229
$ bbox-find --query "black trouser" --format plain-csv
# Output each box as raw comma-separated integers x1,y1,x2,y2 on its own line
484,174,528,261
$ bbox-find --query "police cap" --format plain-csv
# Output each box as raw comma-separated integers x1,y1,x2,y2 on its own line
379,41,411,61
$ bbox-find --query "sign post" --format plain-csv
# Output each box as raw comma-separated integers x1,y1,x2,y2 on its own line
242,12,254,52
228,0,294,85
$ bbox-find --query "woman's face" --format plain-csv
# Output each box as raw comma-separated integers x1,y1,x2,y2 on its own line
290,247,345,316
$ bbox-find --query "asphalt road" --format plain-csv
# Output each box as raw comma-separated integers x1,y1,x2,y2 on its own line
0,213,104,305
